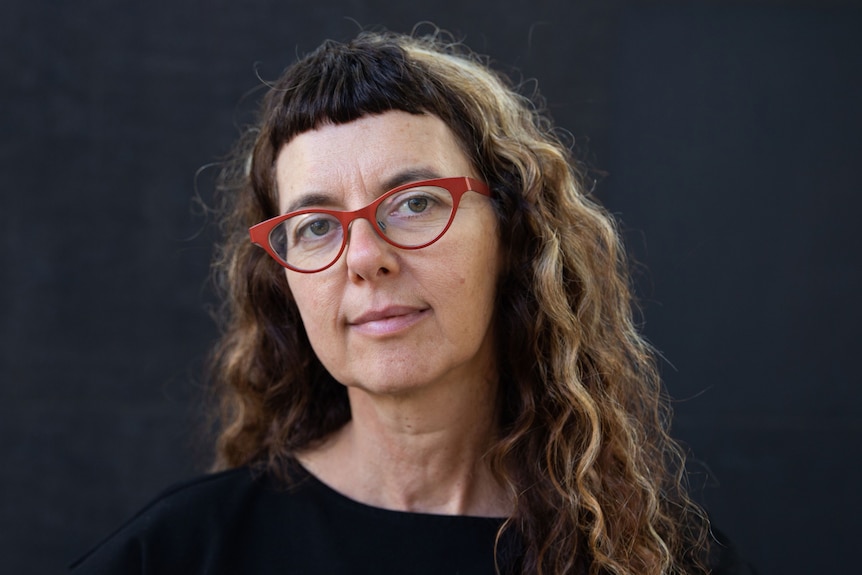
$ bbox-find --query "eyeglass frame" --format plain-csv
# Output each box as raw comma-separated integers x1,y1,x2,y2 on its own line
249,176,492,273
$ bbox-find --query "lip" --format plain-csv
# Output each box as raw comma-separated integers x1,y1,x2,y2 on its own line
348,305,430,336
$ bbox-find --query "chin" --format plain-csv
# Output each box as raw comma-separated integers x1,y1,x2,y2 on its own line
343,374,434,398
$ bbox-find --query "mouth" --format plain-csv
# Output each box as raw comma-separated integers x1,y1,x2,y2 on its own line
348,306,430,336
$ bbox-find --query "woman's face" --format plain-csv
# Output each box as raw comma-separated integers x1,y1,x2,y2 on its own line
275,111,501,398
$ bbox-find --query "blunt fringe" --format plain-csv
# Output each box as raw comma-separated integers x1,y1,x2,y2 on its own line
210,28,711,575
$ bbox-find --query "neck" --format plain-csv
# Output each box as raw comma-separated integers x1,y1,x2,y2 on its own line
297,374,510,517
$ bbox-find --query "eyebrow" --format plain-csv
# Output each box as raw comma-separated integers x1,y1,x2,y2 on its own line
380,167,443,192
282,167,445,215
283,192,335,214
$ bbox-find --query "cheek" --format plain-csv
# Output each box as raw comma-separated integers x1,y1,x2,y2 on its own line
286,274,338,336
429,237,500,322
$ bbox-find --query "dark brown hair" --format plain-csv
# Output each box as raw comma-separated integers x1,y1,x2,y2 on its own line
210,29,710,575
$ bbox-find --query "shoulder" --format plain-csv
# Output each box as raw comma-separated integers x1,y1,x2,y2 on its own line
78,466,261,548
119,466,261,520
69,466,297,574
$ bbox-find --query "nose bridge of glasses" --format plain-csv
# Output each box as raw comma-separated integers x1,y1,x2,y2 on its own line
344,213,389,249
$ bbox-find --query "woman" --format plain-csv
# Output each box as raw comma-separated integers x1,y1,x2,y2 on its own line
72,30,752,574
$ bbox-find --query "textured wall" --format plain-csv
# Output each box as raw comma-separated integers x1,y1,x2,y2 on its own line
2,1,859,573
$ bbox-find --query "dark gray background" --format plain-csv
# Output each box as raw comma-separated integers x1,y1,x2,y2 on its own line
2,1,859,574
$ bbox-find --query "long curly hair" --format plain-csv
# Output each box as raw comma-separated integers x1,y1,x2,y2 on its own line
209,29,711,575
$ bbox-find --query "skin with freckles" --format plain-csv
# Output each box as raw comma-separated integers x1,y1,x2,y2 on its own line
275,111,507,516
277,111,500,401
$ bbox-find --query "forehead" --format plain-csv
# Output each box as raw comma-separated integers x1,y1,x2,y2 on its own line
274,111,474,207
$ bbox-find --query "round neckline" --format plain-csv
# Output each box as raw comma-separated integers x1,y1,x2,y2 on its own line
289,460,509,523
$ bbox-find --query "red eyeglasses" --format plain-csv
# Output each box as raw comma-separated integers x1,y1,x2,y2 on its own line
249,176,491,273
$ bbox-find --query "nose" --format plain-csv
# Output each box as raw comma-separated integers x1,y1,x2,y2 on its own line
343,218,399,281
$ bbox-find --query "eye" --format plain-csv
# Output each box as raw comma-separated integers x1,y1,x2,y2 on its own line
291,214,340,243
386,189,446,218
405,196,429,213
305,219,331,236
376,185,454,234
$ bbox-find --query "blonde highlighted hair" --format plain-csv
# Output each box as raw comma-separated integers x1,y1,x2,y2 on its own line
210,28,710,575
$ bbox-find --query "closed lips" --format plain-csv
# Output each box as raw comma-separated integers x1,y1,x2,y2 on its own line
349,306,428,325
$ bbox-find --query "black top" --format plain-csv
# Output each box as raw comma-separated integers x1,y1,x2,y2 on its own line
70,464,753,574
